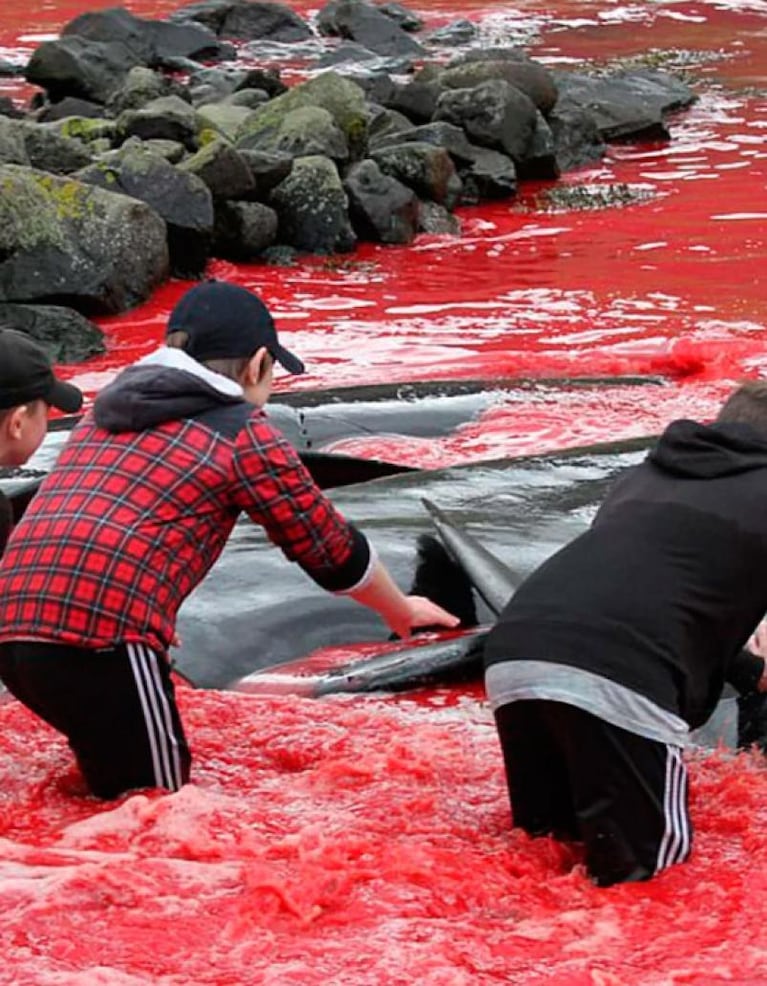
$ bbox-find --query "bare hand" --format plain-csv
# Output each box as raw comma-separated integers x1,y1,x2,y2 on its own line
388,595,461,640
746,620,767,692
748,620,767,659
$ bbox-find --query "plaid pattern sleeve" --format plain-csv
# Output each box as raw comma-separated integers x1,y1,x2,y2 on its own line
230,412,372,592
0,416,239,651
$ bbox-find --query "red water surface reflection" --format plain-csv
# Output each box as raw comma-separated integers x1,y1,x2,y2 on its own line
4,1,766,461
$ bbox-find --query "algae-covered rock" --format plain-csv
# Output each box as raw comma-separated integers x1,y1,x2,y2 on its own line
236,71,368,160
270,155,356,254
0,164,169,313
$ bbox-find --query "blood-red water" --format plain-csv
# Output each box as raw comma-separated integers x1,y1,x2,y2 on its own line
1,2,767,982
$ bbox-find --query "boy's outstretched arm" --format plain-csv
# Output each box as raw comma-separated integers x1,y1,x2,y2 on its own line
348,557,460,639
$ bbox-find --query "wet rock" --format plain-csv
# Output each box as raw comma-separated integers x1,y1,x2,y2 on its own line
344,158,419,244
61,7,233,67
547,103,605,173
25,36,140,105
417,200,460,235
116,94,201,150
179,138,256,199
553,69,696,142
238,104,350,165
434,79,538,161
515,111,559,181
174,0,312,43
0,302,105,362
213,200,278,258
378,2,423,32
0,163,168,313
235,71,369,161
426,20,477,47
370,141,461,208
270,155,356,254
458,146,517,204
439,59,558,116
317,0,424,57
76,149,214,278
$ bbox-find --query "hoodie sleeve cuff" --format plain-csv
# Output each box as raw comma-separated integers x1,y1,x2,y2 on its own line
306,525,376,594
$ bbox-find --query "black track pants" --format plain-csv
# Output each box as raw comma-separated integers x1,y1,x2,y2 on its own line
0,640,191,799
494,699,692,886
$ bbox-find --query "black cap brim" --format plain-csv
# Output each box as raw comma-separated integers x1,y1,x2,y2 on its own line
273,343,305,375
47,377,83,414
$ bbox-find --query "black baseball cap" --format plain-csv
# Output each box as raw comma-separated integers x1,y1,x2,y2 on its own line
167,281,305,374
0,329,83,414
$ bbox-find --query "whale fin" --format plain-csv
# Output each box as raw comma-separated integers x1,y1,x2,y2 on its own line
421,497,520,617
409,534,479,630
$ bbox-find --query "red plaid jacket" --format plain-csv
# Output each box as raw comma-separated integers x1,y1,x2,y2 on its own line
0,353,371,653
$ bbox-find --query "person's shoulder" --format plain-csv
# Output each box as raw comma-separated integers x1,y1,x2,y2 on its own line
192,402,253,441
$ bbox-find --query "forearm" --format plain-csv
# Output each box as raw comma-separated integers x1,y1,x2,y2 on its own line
347,558,412,636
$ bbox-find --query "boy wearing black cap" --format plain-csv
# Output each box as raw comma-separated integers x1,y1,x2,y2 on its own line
0,327,82,553
0,282,458,800
484,381,767,888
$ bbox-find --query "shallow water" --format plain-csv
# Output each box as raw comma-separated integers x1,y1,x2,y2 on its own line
2,0,766,464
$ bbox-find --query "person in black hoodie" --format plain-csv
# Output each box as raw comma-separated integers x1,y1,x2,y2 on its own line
0,282,457,799
484,382,767,887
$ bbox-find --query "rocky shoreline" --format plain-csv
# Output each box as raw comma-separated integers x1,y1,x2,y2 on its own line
0,1,698,359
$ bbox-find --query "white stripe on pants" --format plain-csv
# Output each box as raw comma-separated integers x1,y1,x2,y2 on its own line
127,642,184,791
655,745,691,873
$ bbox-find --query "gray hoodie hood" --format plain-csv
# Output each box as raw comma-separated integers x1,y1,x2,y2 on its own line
93,348,246,433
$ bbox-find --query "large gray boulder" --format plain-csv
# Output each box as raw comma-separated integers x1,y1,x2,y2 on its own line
0,164,169,313
238,105,350,165
270,155,356,254
173,0,311,42
213,200,278,259
344,158,419,244
236,72,369,161
179,138,256,199
116,94,202,150
370,141,462,208
434,79,538,161
62,7,233,67
317,0,424,57
553,69,697,142
25,36,140,105
76,149,214,279
438,59,558,116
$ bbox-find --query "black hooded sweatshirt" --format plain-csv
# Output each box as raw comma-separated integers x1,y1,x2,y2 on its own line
485,420,767,730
